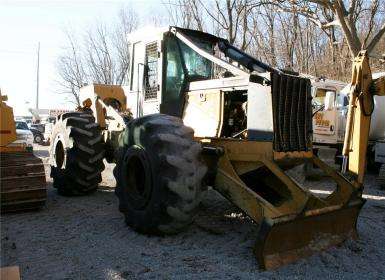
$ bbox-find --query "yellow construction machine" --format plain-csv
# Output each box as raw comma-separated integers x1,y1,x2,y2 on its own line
0,91,46,212
49,27,384,269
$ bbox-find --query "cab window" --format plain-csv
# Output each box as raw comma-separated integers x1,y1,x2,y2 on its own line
164,36,185,103
163,34,213,103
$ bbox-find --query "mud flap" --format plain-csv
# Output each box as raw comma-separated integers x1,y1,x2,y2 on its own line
254,199,365,270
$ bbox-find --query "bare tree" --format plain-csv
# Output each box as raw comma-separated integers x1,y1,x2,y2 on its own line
56,30,87,106
197,0,256,50
163,0,204,31
255,4,278,66
57,6,138,105
114,6,138,85
164,0,257,50
267,0,385,57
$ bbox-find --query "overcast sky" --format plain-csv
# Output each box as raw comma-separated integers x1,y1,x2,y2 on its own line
0,0,165,115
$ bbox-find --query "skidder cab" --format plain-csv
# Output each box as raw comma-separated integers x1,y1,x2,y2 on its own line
50,27,370,269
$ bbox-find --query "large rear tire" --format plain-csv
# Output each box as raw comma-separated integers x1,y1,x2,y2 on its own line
114,114,207,234
49,112,105,195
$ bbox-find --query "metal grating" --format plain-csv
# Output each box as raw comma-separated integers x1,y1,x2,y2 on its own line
271,72,312,152
144,42,158,100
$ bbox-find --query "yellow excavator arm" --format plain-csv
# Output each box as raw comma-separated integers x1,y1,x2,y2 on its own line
0,91,17,147
342,51,385,186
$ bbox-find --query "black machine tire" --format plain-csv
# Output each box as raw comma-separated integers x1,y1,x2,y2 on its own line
49,112,105,195
378,164,385,189
114,114,207,235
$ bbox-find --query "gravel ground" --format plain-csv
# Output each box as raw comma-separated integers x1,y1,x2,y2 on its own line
1,145,385,279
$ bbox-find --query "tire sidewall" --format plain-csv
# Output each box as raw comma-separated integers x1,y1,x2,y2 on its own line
49,112,105,195
115,114,206,234
49,120,70,168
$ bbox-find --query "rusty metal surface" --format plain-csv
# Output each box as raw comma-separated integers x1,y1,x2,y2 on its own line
0,152,46,213
203,137,366,269
79,84,127,129
254,200,363,270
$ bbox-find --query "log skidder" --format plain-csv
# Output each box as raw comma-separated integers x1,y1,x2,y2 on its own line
49,28,384,270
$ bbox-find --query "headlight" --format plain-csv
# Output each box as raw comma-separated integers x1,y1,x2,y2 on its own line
17,134,28,140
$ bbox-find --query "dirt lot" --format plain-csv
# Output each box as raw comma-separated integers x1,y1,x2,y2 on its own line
1,145,385,279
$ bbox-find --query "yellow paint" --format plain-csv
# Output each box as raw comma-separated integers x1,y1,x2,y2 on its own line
0,91,17,148
79,84,127,128
342,51,383,185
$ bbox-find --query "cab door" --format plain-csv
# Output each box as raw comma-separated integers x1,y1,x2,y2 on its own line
159,34,186,117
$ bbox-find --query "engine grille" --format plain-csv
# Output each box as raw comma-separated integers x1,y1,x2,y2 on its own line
271,72,312,152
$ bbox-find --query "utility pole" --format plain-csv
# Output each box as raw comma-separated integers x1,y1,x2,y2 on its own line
36,42,40,110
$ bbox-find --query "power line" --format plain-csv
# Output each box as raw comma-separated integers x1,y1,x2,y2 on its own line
0,49,57,59
0,49,33,55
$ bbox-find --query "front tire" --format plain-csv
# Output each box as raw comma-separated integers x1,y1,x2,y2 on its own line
114,114,207,234
49,112,105,195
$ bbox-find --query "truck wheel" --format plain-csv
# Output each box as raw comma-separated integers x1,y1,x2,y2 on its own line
34,134,43,144
50,112,105,195
114,114,207,234
378,164,385,189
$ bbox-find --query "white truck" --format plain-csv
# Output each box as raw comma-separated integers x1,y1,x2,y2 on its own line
311,74,385,187
311,77,348,146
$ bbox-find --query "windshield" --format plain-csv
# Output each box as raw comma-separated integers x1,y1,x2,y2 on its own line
313,88,336,107
163,35,213,104
179,37,213,81
15,121,29,130
162,34,214,116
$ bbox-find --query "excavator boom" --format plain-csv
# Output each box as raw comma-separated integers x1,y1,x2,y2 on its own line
342,51,385,184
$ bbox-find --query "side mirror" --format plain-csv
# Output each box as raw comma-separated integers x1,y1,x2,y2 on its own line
324,91,335,110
